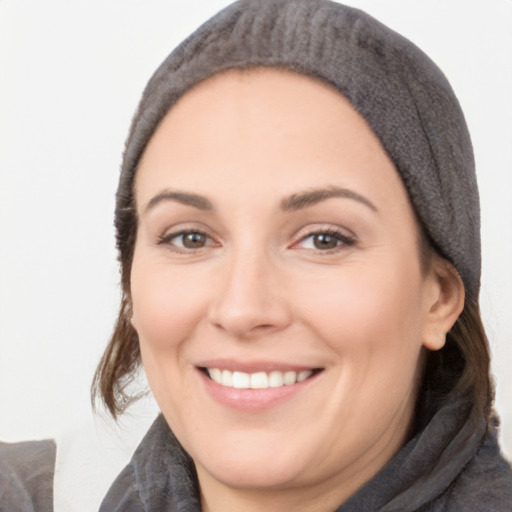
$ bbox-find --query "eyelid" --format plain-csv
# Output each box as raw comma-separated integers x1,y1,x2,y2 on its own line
157,225,219,252
154,222,356,254
290,225,357,252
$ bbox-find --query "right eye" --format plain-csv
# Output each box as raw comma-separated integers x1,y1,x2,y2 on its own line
158,230,215,250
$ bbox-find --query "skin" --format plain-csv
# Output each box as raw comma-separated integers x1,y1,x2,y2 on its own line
130,69,464,512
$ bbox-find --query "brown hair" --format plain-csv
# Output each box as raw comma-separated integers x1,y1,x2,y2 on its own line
92,184,493,421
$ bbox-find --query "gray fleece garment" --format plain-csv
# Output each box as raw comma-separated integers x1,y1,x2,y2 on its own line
0,439,56,512
99,399,512,511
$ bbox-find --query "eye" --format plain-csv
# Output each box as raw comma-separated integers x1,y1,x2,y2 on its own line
296,229,355,252
158,230,215,250
178,232,208,249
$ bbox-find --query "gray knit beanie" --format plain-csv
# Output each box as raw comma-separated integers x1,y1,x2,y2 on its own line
117,0,481,297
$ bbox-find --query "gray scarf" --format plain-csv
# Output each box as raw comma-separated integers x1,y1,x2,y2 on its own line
99,398,512,511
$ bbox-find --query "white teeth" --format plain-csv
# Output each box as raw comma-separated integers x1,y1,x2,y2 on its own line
208,368,222,383
250,372,268,389
221,369,233,387
268,371,284,388
206,368,315,389
232,371,250,389
297,370,313,382
283,371,297,386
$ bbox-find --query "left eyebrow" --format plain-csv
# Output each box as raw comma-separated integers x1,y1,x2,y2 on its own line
280,186,378,213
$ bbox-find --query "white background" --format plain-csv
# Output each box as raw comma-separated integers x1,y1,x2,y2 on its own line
1,1,511,510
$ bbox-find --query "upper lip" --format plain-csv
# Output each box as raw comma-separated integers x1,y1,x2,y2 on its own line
196,359,323,373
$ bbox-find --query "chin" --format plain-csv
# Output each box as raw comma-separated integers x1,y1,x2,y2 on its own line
177,422,314,490
196,447,306,490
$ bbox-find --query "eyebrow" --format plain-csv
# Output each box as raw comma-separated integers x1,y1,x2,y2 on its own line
280,186,378,212
143,185,377,214
144,190,214,213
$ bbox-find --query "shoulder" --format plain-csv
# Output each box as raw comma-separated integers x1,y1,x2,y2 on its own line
98,463,143,512
0,439,56,512
99,414,201,512
425,426,512,512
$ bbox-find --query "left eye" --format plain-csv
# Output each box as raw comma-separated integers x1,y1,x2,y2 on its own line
299,231,354,251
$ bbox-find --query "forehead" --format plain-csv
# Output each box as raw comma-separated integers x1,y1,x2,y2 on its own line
135,67,409,216
151,67,374,142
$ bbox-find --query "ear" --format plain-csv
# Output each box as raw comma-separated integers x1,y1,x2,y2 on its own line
422,257,465,351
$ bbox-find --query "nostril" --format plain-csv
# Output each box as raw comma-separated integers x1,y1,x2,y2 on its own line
253,323,277,330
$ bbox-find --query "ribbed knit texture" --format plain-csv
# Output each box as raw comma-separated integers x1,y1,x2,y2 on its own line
117,0,481,296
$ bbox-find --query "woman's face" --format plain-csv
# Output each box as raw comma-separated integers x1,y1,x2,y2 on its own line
131,69,443,503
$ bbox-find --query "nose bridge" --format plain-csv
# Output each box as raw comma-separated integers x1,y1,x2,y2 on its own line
208,239,290,337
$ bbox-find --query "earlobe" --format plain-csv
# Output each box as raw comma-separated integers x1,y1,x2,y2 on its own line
422,258,465,351
424,331,447,352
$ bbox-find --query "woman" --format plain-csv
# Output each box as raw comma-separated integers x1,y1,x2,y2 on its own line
93,0,512,510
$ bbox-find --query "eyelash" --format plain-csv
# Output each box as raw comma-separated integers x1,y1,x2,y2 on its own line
293,228,356,253
157,229,216,252
157,226,355,255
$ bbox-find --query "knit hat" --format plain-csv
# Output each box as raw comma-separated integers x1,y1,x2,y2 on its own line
117,0,480,297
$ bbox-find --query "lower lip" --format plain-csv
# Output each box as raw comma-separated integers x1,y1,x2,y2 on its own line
198,369,319,412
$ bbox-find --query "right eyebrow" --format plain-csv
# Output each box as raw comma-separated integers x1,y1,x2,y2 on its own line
143,189,214,213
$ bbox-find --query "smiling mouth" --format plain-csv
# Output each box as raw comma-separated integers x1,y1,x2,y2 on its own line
200,367,323,390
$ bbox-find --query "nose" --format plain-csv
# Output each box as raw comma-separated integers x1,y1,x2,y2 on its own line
207,249,292,339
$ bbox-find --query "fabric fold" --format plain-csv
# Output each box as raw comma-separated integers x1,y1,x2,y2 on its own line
99,399,512,511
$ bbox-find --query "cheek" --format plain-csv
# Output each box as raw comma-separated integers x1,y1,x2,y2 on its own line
130,255,209,353
129,255,211,420
296,258,427,380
